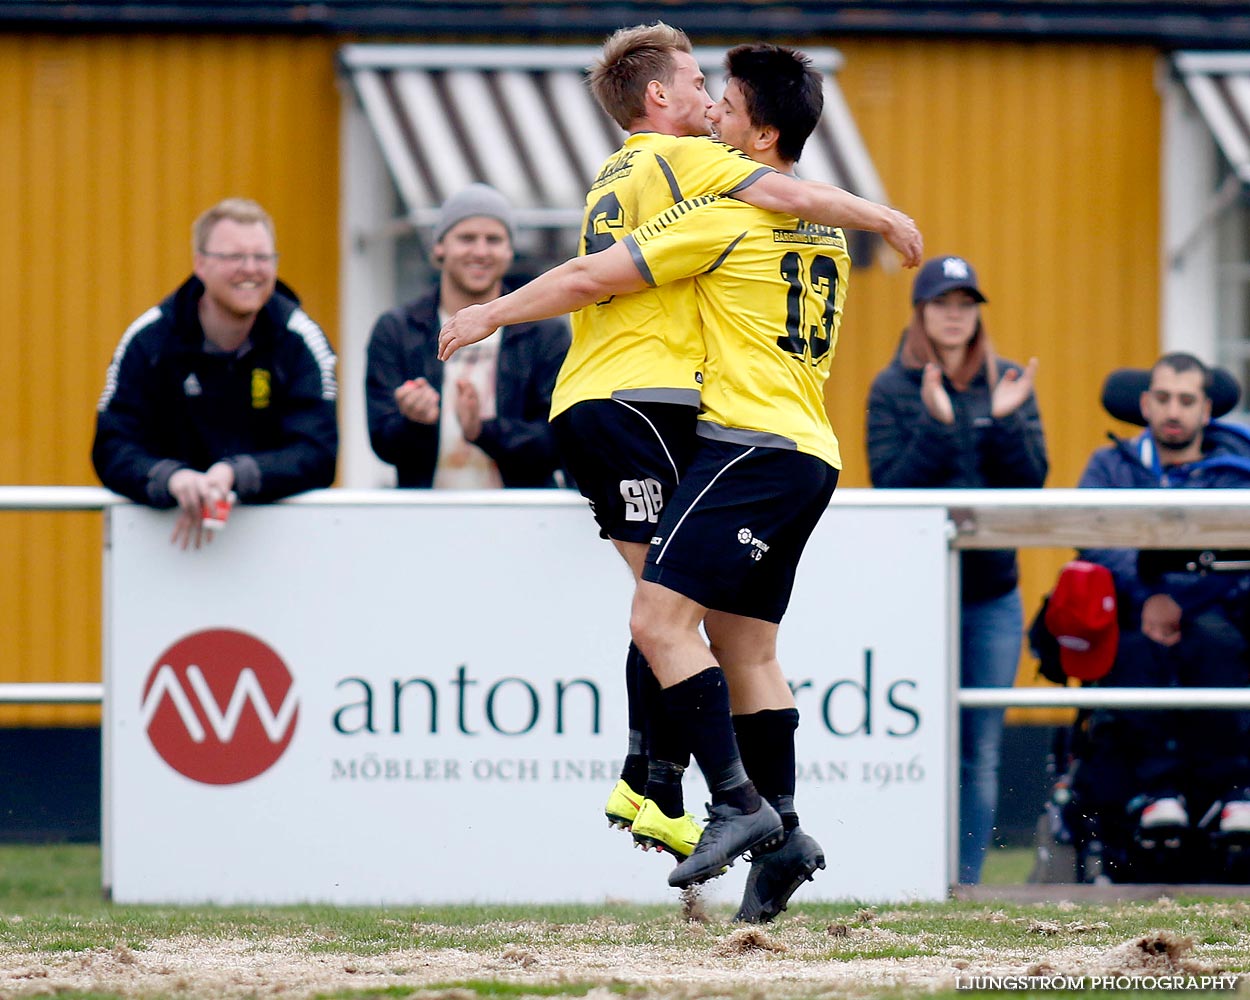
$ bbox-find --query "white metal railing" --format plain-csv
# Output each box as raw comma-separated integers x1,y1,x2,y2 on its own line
0,683,104,704
0,487,116,705
961,687,1250,709
0,486,119,510
6,486,1250,709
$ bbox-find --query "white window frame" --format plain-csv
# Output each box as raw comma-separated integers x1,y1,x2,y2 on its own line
1161,56,1250,390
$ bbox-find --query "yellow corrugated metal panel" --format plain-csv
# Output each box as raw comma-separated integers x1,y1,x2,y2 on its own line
825,39,1162,715
0,33,341,726
0,31,1171,730
829,38,1161,490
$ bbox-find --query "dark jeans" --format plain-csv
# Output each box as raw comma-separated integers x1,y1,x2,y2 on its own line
959,588,1024,884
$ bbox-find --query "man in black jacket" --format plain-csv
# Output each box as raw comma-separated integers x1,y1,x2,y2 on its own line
92,197,338,550
365,183,571,488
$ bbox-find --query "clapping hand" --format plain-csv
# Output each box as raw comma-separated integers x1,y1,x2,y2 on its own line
455,379,483,442
920,363,955,425
395,377,440,425
991,357,1039,419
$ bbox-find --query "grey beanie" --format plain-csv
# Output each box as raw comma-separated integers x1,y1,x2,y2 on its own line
434,183,515,243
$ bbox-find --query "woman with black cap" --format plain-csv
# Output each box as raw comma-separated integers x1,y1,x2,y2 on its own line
866,255,1048,884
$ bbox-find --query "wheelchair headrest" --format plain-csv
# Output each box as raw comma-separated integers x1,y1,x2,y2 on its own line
1101,366,1241,426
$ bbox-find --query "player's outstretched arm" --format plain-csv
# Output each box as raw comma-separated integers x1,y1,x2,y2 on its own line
739,173,923,267
438,242,647,361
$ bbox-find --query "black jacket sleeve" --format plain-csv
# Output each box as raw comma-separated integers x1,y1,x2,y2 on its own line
92,324,185,507
866,369,962,487
1076,447,1152,610
365,310,439,486
235,325,338,503
979,373,1049,487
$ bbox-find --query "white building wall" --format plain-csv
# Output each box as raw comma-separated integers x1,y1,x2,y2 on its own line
1161,62,1222,364
339,91,401,488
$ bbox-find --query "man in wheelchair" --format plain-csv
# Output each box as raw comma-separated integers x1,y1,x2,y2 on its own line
1032,353,1250,883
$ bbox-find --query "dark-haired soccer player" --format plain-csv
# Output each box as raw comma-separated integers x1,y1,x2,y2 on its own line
528,22,920,866
441,42,850,921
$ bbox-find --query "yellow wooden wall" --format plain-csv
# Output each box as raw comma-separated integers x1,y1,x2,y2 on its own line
0,31,1165,727
824,38,1162,713
0,33,341,725
829,38,1161,489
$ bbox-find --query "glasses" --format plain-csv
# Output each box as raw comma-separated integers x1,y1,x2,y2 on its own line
200,250,280,268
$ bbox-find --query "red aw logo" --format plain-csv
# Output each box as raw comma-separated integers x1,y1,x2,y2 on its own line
142,628,299,785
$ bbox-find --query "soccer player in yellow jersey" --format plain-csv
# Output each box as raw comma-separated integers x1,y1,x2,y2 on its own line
540,22,920,863
442,42,860,917
626,45,843,911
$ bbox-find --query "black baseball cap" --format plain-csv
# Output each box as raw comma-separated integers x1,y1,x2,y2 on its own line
911,255,988,305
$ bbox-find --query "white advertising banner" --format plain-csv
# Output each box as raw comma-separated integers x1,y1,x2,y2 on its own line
104,496,950,905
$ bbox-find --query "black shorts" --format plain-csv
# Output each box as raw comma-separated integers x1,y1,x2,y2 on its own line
642,439,839,622
551,399,699,543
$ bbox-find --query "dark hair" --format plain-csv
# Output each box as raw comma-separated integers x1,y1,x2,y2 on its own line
723,43,823,163
1153,352,1211,394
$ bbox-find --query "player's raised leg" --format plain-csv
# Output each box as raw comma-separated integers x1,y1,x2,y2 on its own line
631,581,783,889
709,612,826,922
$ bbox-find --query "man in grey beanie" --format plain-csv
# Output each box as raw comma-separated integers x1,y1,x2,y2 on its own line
365,183,572,488
433,182,516,244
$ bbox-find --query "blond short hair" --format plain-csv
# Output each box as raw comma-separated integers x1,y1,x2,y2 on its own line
192,198,276,255
588,21,692,129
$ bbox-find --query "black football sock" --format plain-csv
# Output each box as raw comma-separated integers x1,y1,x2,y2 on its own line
661,667,759,811
645,760,687,819
642,653,692,769
619,642,648,792
773,795,798,834
734,708,800,830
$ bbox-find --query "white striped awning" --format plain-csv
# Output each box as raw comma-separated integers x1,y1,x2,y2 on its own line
1175,51,1250,184
338,43,891,234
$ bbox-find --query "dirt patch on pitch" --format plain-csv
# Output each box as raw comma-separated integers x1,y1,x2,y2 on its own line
0,912,1241,999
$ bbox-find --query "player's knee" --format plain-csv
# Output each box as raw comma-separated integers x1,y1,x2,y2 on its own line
629,602,663,663
629,589,682,661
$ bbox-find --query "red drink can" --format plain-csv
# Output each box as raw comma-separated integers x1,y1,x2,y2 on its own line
201,496,232,531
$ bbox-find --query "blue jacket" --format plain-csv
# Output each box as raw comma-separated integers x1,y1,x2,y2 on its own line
867,343,1049,602
365,286,571,488
92,276,338,507
1078,421,1250,617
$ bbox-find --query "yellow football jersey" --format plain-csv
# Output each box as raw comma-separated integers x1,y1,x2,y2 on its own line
625,194,848,469
550,132,772,418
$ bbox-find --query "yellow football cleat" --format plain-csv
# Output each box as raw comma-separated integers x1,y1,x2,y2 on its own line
605,779,643,830
631,798,704,860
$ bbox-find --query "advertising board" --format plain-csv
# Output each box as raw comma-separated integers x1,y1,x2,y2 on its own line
104,497,949,904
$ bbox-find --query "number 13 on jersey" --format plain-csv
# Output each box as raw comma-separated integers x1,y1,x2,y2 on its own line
776,251,839,366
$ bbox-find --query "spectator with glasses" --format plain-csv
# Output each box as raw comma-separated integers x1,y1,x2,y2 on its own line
92,197,338,549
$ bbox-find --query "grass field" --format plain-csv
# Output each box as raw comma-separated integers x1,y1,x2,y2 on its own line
1,844,1247,999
